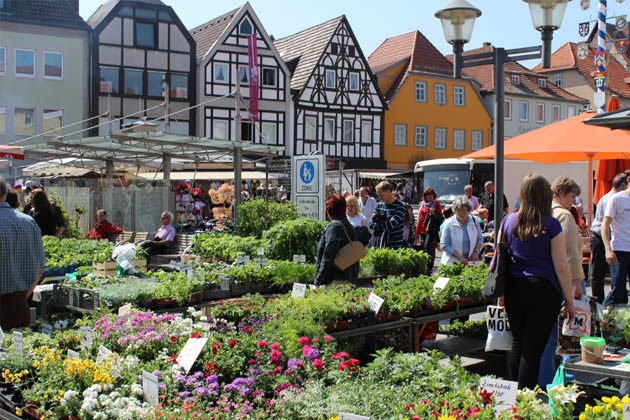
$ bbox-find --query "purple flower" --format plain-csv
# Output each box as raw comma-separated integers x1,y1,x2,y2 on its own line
206,374,219,385
307,348,319,361
178,391,191,398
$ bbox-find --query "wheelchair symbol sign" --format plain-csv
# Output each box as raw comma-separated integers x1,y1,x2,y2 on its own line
300,161,315,184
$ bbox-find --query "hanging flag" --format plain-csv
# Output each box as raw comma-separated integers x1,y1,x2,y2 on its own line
579,22,590,37
616,16,628,31
580,0,590,10
594,51,606,66
247,32,259,122
578,44,589,59
594,71,606,87
617,40,629,54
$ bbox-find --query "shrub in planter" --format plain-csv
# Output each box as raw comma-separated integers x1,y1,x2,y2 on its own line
263,219,327,263
235,199,299,238
190,232,265,262
360,248,429,277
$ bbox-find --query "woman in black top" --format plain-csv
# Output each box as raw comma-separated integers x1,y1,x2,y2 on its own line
31,189,65,237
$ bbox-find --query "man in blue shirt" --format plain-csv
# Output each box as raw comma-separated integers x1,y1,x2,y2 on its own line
369,181,406,249
0,176,46,330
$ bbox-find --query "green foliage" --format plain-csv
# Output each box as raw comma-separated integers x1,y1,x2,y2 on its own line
360,247,430,277
43,237,113,269
439,319,488,339
234,199,298,238
263,219,327,263
151,270,207,304
190,232,265,262
50,194,84,239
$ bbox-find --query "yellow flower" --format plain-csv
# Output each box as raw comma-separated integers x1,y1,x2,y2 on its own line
579,414,586,420
612,396,620,404
602,397,611,403
328,417,339,420
58,390,64,396
593,406,603,414
623,395,630,404
15,408,22,416
617,404,623,410
438,415,457,420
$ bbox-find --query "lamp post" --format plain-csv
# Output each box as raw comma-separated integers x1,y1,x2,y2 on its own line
436,0,569,230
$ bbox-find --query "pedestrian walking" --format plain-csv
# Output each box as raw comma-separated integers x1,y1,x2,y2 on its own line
369,181,407,249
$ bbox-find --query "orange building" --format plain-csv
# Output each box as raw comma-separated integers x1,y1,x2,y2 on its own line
369,31,492,169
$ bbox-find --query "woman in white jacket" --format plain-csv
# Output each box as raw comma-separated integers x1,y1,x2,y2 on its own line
440,196,483,266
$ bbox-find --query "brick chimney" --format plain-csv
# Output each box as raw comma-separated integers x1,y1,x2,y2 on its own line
483,42,492,48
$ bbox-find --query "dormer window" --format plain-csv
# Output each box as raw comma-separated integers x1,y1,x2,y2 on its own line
511,75,520,85
239,18,252,35
538,79,547,88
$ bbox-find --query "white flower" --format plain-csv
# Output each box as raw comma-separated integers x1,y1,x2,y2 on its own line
131,383,143,396
200,316,208,322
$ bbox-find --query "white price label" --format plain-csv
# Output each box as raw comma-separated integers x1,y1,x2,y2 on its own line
368,293,384,315
434,277,450,290
623,404,630,420
13,332,23,356
293,254,306,263
118,303,132,316
67,349,80,359
176,338,208,373
142,371,160,406
339,413,370,420
235,255,250,265
480,377,517,413
257,248,265,256
42,323,53,336
187,270,193,281
96,345,113,364
220,276,231,291
80,327,93,350
309,284,317,291
0,326,4,347
292,283,307,298
254,258,268,266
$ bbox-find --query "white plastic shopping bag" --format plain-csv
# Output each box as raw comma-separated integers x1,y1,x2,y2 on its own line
112,243,139,274
561,297,590,337
485,305,512,352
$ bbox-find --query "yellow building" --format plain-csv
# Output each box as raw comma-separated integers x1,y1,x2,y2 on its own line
369,31,492,169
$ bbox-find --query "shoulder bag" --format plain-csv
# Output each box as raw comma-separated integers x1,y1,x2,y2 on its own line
333,222,367,271
482,219,511,301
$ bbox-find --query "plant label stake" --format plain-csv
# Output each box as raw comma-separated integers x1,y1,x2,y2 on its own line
254,257,268,266
339,413,370,420
118,303,132,316
257,248,265,256
67,349,79,359
41,323,53,336
480,377,517,414
623,404,630,420
97,345,113,364
292,283,307,298
309,284,317,291
293,254,306,263
219,275,231,291
177,337,208,373
235,255,250,265
368,293,384,315
0,325,4,347
142,371,160,406
433,277,450,290
187,269,193,281
13,331,23,356
80,327,93,350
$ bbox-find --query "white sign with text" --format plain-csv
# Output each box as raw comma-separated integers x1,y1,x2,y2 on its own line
434,277,450,290
97,345,113,364
292,283,307,298
67,349,80,359
368,293,384,315
339,413,370,420
480,377,517,413
293,255,307,263
142,371,160,406
623,404,630,420
13,332,23,356
177,338,208,373
80,327,93,350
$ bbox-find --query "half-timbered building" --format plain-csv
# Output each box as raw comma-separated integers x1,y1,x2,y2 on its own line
274,16,386,168
88,0,196,135
190,2,291,152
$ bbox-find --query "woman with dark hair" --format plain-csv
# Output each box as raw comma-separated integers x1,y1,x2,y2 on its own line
315,194,367,285
415,187,443,274
498,173,575,389
31,189,65,237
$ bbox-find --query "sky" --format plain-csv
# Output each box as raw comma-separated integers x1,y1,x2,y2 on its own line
79,0,630,69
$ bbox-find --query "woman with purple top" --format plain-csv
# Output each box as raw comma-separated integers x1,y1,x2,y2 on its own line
497,173,575,390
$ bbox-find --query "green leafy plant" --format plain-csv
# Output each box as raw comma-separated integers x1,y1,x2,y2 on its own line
234,199,298,238
263,219,327,263
360,248,429,277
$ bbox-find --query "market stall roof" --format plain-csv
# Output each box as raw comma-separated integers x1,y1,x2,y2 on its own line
20,131,284,167
138,170,278,181
21,157,188,175
583,107,630,129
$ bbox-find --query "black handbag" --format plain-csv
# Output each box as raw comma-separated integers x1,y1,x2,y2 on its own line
482,219,510,301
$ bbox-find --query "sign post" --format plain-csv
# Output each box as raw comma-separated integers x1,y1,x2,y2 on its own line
292,155,325,221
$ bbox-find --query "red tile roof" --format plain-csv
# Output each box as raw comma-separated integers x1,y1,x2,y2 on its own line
533,42,630,100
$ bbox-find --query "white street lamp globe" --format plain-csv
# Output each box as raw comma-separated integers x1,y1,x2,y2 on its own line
524,0,572,30
435,0,482,44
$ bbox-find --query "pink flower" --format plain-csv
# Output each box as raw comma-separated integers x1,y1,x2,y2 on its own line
270,349,282,365
311,338,319,343
302,345,313,358
323,335,332,342
269,342,280,350
297,336,310,345
338,352,349,358
312,358,324,369
257,340,268,347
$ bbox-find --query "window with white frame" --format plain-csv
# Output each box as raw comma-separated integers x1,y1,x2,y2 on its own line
262,122,276,144
414,81,427,102
538,78,547,88
0,106,5,133
15,108,34,134
43,52,63,79
567,106,576,118
434,127,447,149
453,129,465,150
239,66,249,84
414,125,427,148
43,110,62,136
349,72,359,91
325,69,336,89
361,120,371,143
212,120,228,140
504,99,512,120
213,62,228,82
324,118,335,141
0,48,5,75
520,101,529,121
15,49,34,77
262,67,276,87
454,86,465,106
552,105,560,122
471,130,482,151
511,75,520,85
434,84,446,104
305,116,317,140
394,124,407,146
536,103,544,123
343,119,354,142
553,73,563,87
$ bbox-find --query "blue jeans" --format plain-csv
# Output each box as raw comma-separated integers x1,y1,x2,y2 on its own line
603,250,628,305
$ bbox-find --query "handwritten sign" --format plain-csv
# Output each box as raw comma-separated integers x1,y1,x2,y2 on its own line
67,349,80,359
13,332,23,356
434,277,450,290
142,371,160,406
292,283,306,298
293,255,306,263
368,293,384,315
176,337,208,373
480,377,517,413
339,413,370,420
623,404,630,420
235,255,250,265
41,323,53,336
80,327,93,350
96,345,113,364
118,303,132,316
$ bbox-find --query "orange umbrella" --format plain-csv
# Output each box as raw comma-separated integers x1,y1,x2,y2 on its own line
461,112,630,228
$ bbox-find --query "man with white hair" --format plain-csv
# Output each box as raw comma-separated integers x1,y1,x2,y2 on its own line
141,211,176,263
0,176,46,330
359,186,377,221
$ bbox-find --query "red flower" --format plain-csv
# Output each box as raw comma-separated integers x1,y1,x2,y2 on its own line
168,355,178,364
406,403,414,411
479,389,493,406
311,338,319,343
312,358,324,369
205,363,219,373
228,339,237,348
244,326,252,334
297,336,310,345
191,333,202,338
254,351,262,357
212,342,221,354
347,358,360,367
170,336,177,343
269,342,280,350
323,335,333,342
257,340,268,347
411,416,420,420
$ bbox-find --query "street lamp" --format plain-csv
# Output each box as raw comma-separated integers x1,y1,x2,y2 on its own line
523,0,572,68
435,0,481,78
